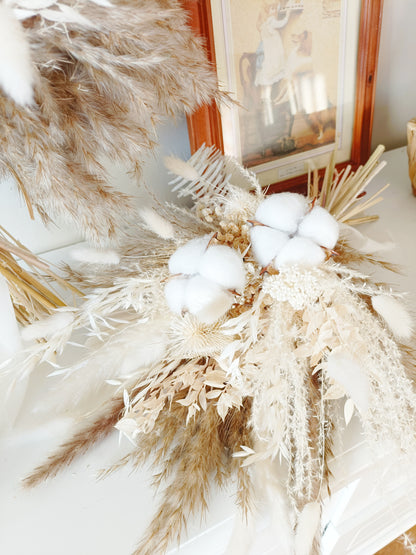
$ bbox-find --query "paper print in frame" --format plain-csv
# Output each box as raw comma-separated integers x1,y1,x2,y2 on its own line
184,0,383,192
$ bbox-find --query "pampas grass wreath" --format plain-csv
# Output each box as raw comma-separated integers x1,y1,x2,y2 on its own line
0,0,220,243
4,145,416,554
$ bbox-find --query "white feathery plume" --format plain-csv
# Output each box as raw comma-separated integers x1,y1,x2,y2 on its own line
325,351,370,414
70,246,120,265
0,3,34,105
371,294,413,340
294,501,321,555
164,155,200,182
139,207,175,240
21,311,75,342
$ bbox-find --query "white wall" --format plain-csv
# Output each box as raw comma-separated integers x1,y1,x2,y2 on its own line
371,0,416,151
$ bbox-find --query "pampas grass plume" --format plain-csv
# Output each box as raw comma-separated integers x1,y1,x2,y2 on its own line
371,294,413,340
21,312,74,342
139,207,174,240
0,3,34,105
297,206,339,249
255,193,308,234
164,155,200,182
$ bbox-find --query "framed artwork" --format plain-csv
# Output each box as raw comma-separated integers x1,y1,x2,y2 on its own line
183,0,383,192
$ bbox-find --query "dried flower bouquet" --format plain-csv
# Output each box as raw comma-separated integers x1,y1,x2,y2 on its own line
5,145,416,554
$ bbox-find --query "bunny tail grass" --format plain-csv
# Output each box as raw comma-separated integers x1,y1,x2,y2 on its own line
23,395,124,488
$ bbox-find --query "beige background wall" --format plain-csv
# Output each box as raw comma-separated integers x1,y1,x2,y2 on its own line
371,0,416,151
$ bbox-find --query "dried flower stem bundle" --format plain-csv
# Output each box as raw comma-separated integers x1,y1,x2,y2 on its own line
0,1,220,243
0,226,82,325
308,144,388,225
14,146,416,554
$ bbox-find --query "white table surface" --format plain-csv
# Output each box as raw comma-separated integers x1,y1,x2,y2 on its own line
1,146,416,555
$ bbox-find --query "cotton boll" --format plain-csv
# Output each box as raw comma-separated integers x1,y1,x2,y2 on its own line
199,244,246,291
185,275,234,324
371,294,413,340
325,351,370,414
255,193,308,234
164,277,188,314
168,235,210,275
250,225,289,267
297,205,339,249
274,237,325,269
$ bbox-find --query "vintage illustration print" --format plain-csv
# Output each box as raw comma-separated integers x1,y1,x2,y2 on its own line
226,0,341,168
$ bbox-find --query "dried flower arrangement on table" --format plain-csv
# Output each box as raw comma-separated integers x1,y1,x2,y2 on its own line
3,144,414,555
1,2,416,555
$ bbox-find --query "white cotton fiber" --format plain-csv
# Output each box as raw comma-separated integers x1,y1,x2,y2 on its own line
164,277,188,314
274,237,325,269
0,4,34,105
325,351,370,413
199,244,246,291
250,225,289,267
255,193,308,234
297,205,339,249
168,235,210,275
371,294,413,340
185,275,233,324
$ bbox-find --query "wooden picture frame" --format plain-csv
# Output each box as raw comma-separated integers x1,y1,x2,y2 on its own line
183,0,383,193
